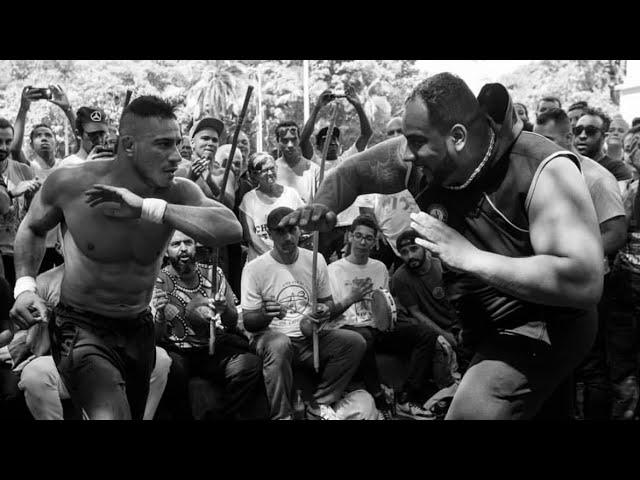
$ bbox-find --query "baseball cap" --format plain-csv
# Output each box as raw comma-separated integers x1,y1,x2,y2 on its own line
190,117,225,140
76,107,109,133
267,207,294,230
396,228,420,251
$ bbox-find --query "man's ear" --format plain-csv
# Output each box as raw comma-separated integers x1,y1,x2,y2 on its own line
120,135,135,154
449,124,467,152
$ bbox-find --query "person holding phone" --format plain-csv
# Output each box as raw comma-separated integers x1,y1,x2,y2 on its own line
58,106,113,168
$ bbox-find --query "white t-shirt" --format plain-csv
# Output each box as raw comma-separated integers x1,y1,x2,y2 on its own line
239,186,304,262
328,257,389,328
57,154,84,168
275,157,320,204
241,249,331,338
372,190,421,256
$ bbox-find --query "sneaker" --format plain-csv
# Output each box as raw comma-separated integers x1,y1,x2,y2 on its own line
396,401,436,420
373,391,395,420
306,404,339,420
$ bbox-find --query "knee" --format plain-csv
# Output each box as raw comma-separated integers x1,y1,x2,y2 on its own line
19,357,58,394
229,354,262,380
151,347,172,382
337,330,367,360
259,332,293,364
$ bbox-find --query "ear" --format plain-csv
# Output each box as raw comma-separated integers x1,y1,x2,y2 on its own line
120,135,135,154
449,124,467,152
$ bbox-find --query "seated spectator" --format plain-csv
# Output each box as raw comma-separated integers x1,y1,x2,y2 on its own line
241,207,366,420
623,131,638,179
567,101,588,128
58,107,113,168
13,265,172,420
328,215,441,419
153,230,266,420
239,153,304,263
574,107,633,189
0,117,39,286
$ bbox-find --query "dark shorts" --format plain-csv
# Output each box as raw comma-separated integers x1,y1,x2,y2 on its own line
50,303,156,420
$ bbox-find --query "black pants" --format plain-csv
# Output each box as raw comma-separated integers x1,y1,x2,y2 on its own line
342,321,439,403
161,335,267,420
0,363,32,420
50,303,156,420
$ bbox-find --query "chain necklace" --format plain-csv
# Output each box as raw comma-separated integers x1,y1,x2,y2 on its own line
443,129,496,191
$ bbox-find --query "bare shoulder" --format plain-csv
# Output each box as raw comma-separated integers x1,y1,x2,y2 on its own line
166,176,210,205
41,161,111,202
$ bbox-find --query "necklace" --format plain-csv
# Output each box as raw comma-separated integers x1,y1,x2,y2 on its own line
444,129,496,191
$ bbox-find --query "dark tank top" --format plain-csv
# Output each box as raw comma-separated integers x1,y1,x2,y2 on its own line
415,131,588,345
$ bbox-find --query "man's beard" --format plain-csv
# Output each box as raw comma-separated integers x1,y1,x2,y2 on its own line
407,255,425,271
170,255,196,275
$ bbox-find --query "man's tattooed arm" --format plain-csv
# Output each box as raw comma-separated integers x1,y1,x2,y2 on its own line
315,136,411,214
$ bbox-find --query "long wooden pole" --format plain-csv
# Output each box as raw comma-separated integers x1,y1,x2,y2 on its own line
310,103,339,373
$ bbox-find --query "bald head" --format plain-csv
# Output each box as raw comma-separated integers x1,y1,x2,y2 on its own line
386,117,403,137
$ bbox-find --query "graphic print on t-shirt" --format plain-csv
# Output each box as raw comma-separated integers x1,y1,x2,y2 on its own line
275,280,312,330
352,277,374,324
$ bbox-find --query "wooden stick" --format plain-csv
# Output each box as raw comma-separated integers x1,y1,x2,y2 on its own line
124,90,133,107
311,103,339,373
218,85,254,201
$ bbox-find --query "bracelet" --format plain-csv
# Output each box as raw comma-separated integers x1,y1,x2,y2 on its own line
141,198,167,224
14,276,37,299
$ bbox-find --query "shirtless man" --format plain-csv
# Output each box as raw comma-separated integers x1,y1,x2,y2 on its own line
8,95,242,420
281,73,603,419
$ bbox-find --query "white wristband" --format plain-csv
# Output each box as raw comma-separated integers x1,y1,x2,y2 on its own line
14,276,37,300
141,198,167,224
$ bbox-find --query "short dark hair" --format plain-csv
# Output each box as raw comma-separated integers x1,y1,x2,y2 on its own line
568,101,588,113
266,206,294,230
580,107,611,132
632,117,640,128
29,123,54,142
274,121,300,142
535,108,570,128
396,228,420,251
514,102,529,118
120,95,176,128
538,96,562,110
350,214,378,235
0,118,14,134
316,126,340,149
407,72,481,134
628,124,640,136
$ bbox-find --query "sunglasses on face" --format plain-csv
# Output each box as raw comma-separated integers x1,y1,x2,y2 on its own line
573,125,601,137
387,129,403,136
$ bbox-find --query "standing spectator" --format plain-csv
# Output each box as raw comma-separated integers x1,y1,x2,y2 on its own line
239,153,304,262
567,101,588,129
606,115,630,162
386,117,403,138
229,129,251,172
58,107,113,167
241,207,366,420
514,102,533,131
622,131,638,179
328,216,441,419
536,96,562,117
574,107,633,189
152,230,266,420
300,88,375,261
0,118,39,286
609,124,640,419
535,108,627,419
179,135,192,162
273,121,320,205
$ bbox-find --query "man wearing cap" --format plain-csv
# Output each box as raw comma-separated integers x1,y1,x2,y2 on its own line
176,117,235,209
280,72,603,420
241,206,366,420
58,106,113,168
8,95,242,420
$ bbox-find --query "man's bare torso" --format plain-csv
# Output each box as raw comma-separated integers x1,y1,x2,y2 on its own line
55,161,178,317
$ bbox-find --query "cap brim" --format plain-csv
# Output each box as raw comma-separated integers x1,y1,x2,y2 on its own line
83,122,109,133
191,118,224,139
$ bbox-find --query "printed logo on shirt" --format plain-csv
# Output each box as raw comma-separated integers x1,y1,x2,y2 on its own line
277,281,311,318
427,204,448,223
254,223,269,241
433,286,445,300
